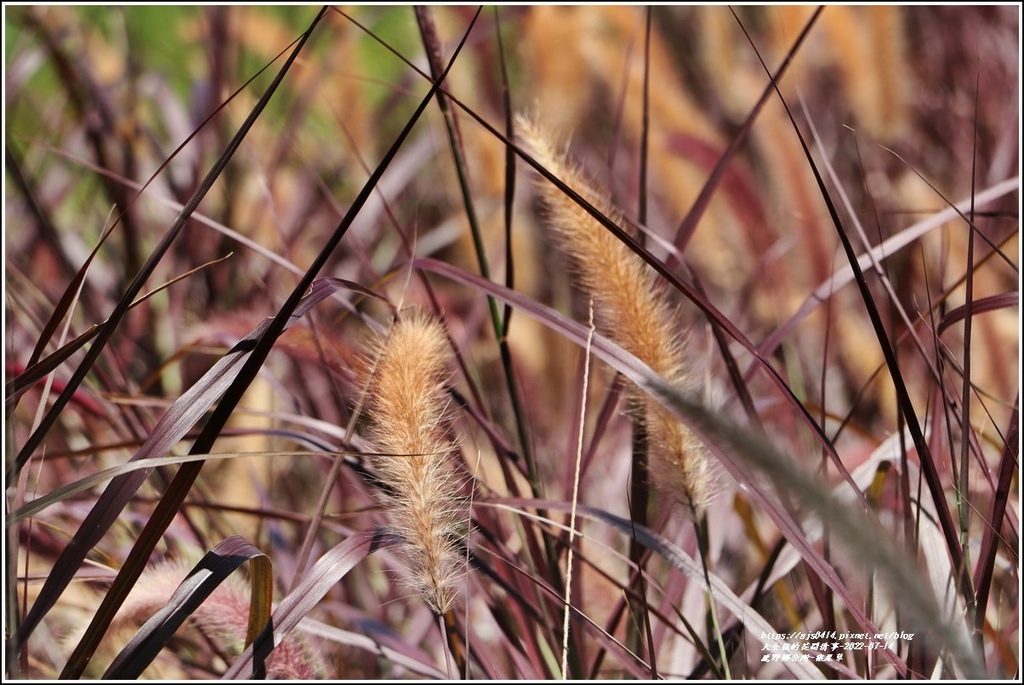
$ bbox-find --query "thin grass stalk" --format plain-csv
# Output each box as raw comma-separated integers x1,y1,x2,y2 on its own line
587,571,632,678
287,437,352,595
6,24,308,484
675,601,726,679
561,301,593,679
690,270,763,430
605,21,632,189
624,415,657,676
895,336,919,671
959,74,981,646
638,6,651,232
694,513,731,678
728,5,975,613
876,210,917,675
972,398,1018,638
411,6,541,511
12,11,329,659
440,610,466,678
816,255,840,652
494,7,517,334
6,463,29,676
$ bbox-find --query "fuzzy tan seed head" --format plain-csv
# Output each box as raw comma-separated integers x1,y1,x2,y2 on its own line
516,114,712,511
364,312,465,614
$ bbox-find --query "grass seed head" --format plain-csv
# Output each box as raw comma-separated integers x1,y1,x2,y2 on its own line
515,114,712,511
364,312,466,614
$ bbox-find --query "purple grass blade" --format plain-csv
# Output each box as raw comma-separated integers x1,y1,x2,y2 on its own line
670,7,823,256
938,292,1019,336
223,528,399,679
13,277,339,648
727,6,973,610
7,13,320,486
415,256,984,677
103,536,272,679
973,399,1019,634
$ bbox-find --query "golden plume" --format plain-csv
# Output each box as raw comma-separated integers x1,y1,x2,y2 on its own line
516,114,711,511
363,312,465,613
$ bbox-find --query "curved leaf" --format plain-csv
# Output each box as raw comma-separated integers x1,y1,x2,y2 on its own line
938,291,1019,336
224,528,400,679
9,448,357,525
103,536,272,679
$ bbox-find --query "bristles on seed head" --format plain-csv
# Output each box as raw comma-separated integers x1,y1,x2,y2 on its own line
364,312,465,613
515,114,712,510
